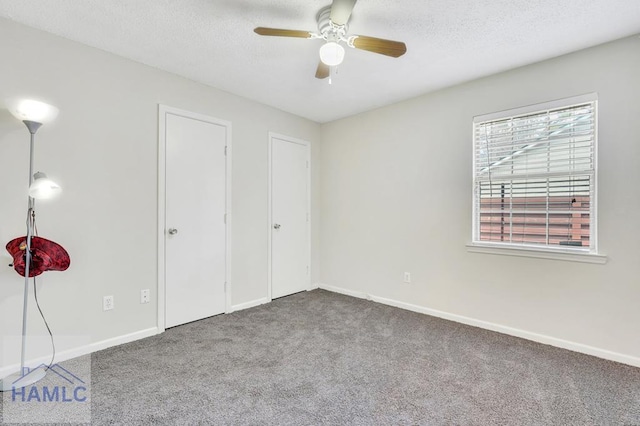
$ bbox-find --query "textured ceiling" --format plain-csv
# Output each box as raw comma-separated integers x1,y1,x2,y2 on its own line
1,0,639,123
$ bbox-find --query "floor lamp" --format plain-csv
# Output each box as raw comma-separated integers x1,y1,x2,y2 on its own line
0,99,61,392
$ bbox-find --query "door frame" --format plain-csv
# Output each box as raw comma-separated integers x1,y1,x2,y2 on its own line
157,104,232,332
267,132,311,301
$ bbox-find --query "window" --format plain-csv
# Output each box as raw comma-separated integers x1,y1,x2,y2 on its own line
472,95,597,255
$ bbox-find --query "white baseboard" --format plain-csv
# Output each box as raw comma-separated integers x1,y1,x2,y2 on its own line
318,283,370,300
230,297,270,313
231,285,323,311
317,283,640,368
0,327,160,377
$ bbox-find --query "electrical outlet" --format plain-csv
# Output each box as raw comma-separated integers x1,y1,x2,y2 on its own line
141,289,150,304
103,295,114,311
403,272,411,283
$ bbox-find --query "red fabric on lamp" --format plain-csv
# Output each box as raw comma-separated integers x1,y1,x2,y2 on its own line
6,236,70,277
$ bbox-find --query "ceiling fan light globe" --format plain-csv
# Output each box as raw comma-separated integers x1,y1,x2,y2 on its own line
319,42,345,66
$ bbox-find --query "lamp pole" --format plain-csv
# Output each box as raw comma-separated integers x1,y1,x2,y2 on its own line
19,120,43,377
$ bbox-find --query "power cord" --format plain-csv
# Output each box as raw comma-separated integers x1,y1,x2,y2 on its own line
33,276,55,370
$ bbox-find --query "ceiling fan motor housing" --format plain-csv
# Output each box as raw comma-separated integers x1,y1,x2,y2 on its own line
317,5,348,42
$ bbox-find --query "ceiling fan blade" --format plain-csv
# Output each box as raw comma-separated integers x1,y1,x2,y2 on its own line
315,61,330,79
254,27,312,38
351,35,407,58
330,0,357,26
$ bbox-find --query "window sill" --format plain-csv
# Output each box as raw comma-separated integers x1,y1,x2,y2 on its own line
466,243,607,264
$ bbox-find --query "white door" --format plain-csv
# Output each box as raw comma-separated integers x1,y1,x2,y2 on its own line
270,134,310,299
164,109,228,328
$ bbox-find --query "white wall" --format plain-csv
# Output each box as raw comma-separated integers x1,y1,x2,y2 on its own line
319,35,640,365
0,18,321,370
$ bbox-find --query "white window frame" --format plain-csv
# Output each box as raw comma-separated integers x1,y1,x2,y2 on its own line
468,94,606,264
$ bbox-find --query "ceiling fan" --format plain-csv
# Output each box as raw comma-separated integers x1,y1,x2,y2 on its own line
254,0,407,79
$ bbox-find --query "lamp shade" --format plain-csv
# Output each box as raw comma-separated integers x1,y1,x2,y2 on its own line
319,42,345,66
6,99,59,124
29,172,61,200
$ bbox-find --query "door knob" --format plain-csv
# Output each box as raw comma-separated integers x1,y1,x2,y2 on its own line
168,228,178,235
273,223,281,229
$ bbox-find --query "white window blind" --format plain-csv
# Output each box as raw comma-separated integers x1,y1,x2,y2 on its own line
473,98,597,252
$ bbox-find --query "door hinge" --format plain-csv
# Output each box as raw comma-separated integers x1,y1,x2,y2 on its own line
224,282,227,292
224,146,227,156
306,160,309,168
224,213,227,224
306,213,309,222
